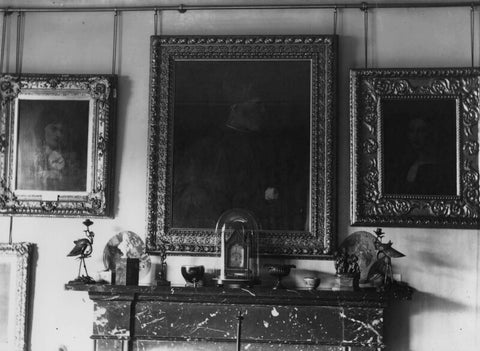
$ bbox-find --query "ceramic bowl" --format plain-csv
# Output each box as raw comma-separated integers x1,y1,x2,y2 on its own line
303,276,320,290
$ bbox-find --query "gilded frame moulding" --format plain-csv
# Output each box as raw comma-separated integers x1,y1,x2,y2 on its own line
0,74,117,217
146,35,337,257
351,68,480,228
0,242,34,351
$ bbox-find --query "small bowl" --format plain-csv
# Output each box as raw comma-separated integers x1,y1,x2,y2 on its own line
303,277,320,290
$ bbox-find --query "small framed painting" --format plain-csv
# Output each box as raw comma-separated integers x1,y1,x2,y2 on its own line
351,68,480,227
0,74,117,217
0,242,34,351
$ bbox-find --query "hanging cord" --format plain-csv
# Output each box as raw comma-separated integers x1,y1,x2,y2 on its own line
154,8,159,35
8,216,13,244
112,9,119,75
333,6,338,35
362,2,368,69
471,4,475,67
0,11,10,74
15,11,24,74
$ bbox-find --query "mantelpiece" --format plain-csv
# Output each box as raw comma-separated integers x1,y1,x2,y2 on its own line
65,284,412,351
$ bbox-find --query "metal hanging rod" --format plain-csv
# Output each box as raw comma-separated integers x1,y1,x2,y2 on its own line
1,2,480,13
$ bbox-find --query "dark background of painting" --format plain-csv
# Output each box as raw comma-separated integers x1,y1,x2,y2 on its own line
172,61,311,230
16,100,89,192
382,98,457,196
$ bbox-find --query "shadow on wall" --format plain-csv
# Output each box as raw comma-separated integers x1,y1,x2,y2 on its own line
384,290,471,351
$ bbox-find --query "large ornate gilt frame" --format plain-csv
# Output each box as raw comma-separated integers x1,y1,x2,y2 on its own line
0,242,34,351
351,68,480,228
0,74,116,217
147,35,337,257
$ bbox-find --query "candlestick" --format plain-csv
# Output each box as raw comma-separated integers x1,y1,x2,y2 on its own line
220,224,226,279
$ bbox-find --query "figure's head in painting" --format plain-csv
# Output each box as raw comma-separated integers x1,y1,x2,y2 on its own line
226,98,266,133
406,115,439,159
33,109,70,151
407,117,429,152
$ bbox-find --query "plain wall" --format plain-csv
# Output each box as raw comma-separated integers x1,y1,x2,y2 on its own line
0,1,478,351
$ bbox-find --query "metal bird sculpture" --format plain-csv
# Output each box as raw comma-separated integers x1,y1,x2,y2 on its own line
67,219,95,284
367,228,405,289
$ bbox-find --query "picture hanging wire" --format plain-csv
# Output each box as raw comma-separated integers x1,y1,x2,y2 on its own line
112,9,119,75
154,8,161,35
362,2,368,69
333,6,338,35
471,4,475,67
8,216,13,245
15,11,24,74
0,10,9,73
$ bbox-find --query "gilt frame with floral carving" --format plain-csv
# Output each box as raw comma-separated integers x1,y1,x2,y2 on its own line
147,35,337,257
0,74,116,217
351,68,479,228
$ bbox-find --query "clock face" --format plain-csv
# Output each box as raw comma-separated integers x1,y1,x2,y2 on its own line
228,243,244,268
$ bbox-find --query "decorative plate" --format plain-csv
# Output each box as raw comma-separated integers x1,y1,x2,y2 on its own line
103,231,151,279
338,231,377,283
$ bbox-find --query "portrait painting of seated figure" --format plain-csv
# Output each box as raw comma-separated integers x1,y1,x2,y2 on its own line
15,99,90,192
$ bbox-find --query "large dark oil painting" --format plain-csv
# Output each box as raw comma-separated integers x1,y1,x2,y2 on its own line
16,100,90,192
172,61,310,231
147,35,337,256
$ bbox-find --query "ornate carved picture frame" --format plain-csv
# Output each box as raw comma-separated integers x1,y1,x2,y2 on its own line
0,242,34,351
147,35,337,257
351,68,479,227
0,74,116,217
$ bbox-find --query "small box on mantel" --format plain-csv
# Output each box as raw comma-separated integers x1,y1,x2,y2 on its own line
115,258,139,285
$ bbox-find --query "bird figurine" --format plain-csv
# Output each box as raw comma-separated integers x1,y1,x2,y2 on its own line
367,228,405,289
67,219,95,284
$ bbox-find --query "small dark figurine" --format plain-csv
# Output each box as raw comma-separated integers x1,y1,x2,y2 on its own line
67,219,95,284
334,247,360,276
156,237,170,286
334,247,360,290
367,228,405,289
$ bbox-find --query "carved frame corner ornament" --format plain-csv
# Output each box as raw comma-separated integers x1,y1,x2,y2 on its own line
0,242,34,351
146,35,338,258
350,68,480,228
0,74,117,217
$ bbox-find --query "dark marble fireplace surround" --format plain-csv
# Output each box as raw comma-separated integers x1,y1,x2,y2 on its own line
65,284,412,351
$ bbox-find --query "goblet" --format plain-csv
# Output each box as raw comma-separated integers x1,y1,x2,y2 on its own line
264,264,295,289
181,265,205,287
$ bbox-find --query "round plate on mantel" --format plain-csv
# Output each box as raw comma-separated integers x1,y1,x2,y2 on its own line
339,231,377,283
103,231,151,279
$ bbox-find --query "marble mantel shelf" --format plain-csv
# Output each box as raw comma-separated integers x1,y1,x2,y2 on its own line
65,283,413,351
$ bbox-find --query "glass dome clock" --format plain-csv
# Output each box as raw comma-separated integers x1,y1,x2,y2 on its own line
214,208,260,287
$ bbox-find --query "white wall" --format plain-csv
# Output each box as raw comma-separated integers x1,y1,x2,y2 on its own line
0,1,478,351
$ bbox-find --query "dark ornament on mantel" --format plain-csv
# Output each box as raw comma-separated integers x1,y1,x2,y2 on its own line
334,247,361,290
156,238,171,286
367,228,405,290
67,219,95,284
264,264,295,289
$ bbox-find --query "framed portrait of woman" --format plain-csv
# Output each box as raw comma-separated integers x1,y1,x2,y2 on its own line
0,74,117,217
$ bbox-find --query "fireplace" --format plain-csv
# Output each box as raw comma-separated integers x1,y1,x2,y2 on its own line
65,284,412,351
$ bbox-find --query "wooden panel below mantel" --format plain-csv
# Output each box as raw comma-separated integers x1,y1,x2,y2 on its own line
65,284,413,351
